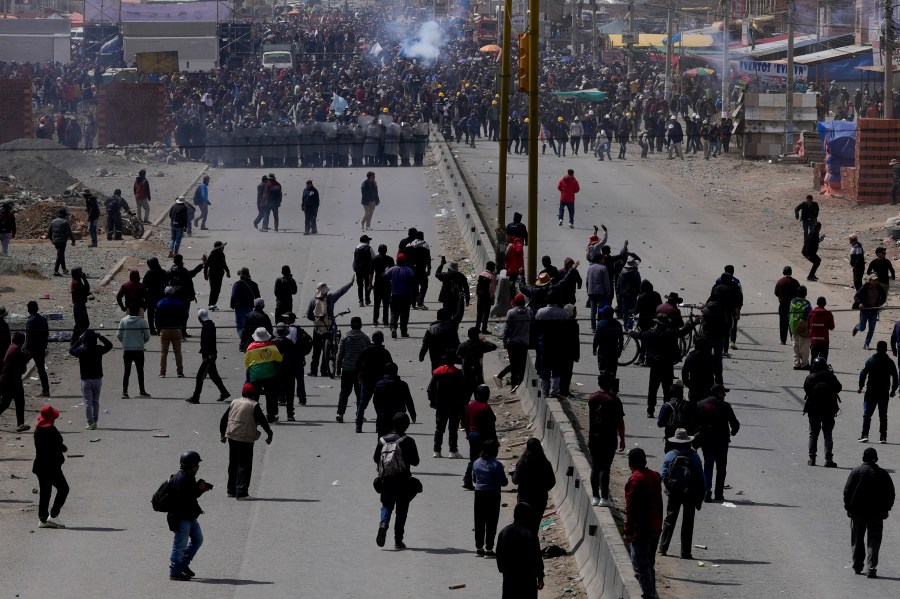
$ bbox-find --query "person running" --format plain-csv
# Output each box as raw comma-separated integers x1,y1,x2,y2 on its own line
219,383,273,501
374,412,420,550
867,246,895,296
116,304,151,399
165,451,212,581
68,329,113,430
33,405,69,529
858,340,899,444
203,241,230,311
794,194,819,247
472,438,508,557
853,274,887,350
187,309,230,404
496,503,545,598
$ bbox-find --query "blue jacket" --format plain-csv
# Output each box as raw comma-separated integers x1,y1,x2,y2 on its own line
383,265,418,298
473,456,508,491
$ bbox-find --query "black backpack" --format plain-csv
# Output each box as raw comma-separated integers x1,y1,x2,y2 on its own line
353,245,373,273
666,399,689,429
663,453,694,496
151,475,175,512
295,326,313,357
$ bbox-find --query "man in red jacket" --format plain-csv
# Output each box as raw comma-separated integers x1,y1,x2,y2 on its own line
808,296,835,361
624,447,662,599
557,168,580,229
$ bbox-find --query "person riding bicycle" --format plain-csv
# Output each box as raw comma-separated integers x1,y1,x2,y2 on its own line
306,278,354,377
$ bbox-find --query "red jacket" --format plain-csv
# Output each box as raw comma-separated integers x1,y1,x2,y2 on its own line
808,306,834,345
464,399,496,438
624,467,663,541
557,175,580,203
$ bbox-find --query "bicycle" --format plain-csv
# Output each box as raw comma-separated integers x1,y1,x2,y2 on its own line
324,309,351,379
678,303,703,358
618,317,642,366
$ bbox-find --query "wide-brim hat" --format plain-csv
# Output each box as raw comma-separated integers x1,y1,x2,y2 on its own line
175,196,185,204
36,405,60,428
665,292,682,302
252,327,272,342
624,259,639,269
535,272,551,287
668,427,694,444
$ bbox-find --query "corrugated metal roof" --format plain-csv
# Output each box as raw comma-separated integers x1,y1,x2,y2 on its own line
730,33,852,58
793,44,872,64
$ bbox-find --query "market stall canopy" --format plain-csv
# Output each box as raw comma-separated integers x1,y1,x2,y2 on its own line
683,67,716,77
608,33,714,48
479,44,501,52
854,64,900,73
68,11,84,26
552,89,608,101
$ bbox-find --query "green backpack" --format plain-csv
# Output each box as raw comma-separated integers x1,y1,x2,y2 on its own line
788,299,810,336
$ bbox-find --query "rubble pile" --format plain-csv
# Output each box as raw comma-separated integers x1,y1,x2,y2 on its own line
92,142,184,167
15,199,88,240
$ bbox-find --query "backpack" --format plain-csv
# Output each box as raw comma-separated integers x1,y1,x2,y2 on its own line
377,435,407,478
476,274,492,296
804,380,839,418
666,399,689,429
151,475,175,512
295,326,313,357
663,453,694,496
353,245,373,273
789,299,810,336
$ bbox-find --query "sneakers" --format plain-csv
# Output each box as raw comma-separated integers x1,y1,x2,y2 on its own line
169,572,191,581
591,496,601,507
492,374,503,386
858,436,869,443
852,327,859,337
476,548,485,557
596,497,612,507
139,391,152,398
217,393,231,402
376,523,388,547
484,549,496,558
208,305,218,311
730,342,738,350
185,398,199,404
558,219,563,226
880,438,887,444
181,566,195,578
569,223,574,229
287,416,296,422
394,540,407,550
867,570,878,579
449,451,463,459
824,460,838,468
121,392,130,399
15,424,31,432
39,516,65,528
433,451,443,458
335,414,343,423
807,458,815,466
236,495,252,501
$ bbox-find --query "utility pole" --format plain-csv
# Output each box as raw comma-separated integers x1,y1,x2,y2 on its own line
627,0,635,76
665,0,674,101
527,0,539,283
497,0,512,233
591,0,598,62
721,0,729,117
886,0,895,119
571,3,577,56
786,0,795,150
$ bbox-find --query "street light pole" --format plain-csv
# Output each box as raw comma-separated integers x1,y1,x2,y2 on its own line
526,0,539,282
497,0,512,233
886,0,894,119
665,0,674,101
786,0,795,150
721,0,729,116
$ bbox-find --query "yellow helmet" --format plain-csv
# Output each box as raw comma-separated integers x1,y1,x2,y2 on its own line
382,107,389,113
456,92,461,96
495,94,500,98
524,118,529,122
437,83,442,88
438,92,445,97
465,83,470,88
492,100,497,105
557,116,563,122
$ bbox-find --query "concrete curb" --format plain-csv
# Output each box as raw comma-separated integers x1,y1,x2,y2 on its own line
429,133,491,273
143,165,210,239
518,356,642,599
99,256,129,287
434,134,641,599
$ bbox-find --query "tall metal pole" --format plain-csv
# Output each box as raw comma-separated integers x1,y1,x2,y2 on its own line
526,0,539,283
786,0,795,150
665,0,674,101
721,0,729,116
627,0,634,76
571,4,577,56
591,0,598,62
497,0,512,233
886,0,895,119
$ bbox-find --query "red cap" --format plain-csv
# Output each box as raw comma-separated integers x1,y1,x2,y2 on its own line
397,253,407,263
513,293,526,306
242,383,256,397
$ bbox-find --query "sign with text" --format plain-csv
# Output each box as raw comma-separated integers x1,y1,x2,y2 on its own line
738,60,807,81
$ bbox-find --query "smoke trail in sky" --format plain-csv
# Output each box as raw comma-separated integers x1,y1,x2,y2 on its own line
398,21,445,65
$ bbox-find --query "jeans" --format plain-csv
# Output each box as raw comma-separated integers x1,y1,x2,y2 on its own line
227,439,254,497
234,307,251,338
304,209,318,234
88,219,98,245
590,442,617,499
629,533,660,599
253,205,267,227
31,351,50,393
659,492,696,556
862,394,890,439
53,241,68,273
379,486,410,542
192,354,228,400
0,231,11,255
434,409,460,453
355,380,376,428
496,341,528,387
170,226,184,255
0,380,25,426
502,573,539,599
170,519,203,576
701,443,729,498
808,416,834,460
855,309,878,347
337,369,360,416
558,202,574,225
36,469,69,522
81,378,102,424
196,203,208,228
474,490,501,550
464,432,485,485
263,205,279,231
159,329,183,376
588,294,608,329
851,516,883,573
373,285,390,324
122,350,146,394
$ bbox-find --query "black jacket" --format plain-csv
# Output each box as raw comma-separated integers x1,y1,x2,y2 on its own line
168,202,189,228
274,275,298,306
167,469,205,528
24,313,49,355
373,433,419,479
420,299,465,367
794,201,820,222
230,277,261,310
168,263,203,303
844,462,895,518
204,248,229,278
496,521,544,582
68,332,113,379
859,352,899,396
426,364,468,412
633,321,694,365
593,318,624,357
143,257,168,301
241,309,273,351
803,370,842,419
681,349,716,400
695,397,740,446
356,344,393,387
199,319,218,355
457,338,498,384
373,375,416,425
32,426,66,474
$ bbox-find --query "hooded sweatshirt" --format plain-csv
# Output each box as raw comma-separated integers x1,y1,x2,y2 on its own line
68,330,113,379
117,314,151,351
117,269,147,310
143,257,168,301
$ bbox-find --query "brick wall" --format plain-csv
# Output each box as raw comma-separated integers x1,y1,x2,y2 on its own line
98,83,166,147
0,79,33,144
854,119,900,204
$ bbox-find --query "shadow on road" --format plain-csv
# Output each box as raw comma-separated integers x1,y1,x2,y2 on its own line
66,527,127,532
195,578,274,586
250,497,320,503
405,547,473,555
710,558,771,565
666,576,740,586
